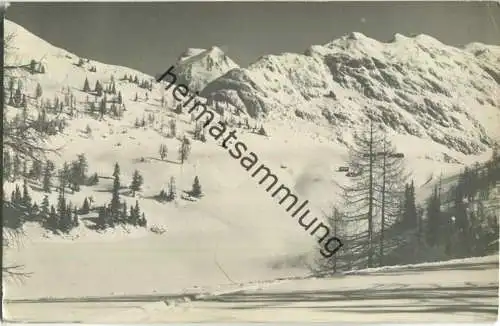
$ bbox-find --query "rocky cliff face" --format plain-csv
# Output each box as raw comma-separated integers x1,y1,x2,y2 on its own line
196,32,499,155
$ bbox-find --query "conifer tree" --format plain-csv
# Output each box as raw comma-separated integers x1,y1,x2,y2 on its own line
117,91,122,105
73,208,79,227
76,154,88,185
402,181,418,228
22,179,32,209
87,172,99,186
41,195,50,222
258,125,267,136
129,205,136,225
95,80,103,96
426,186,442,246
14,85,22,106
14,184,22,204
31,202,39,215
191,176,203,198
42,160,55,193
8,92,15,106
21,94,27,110
8,78,14,95
30,159,43,180
70,161,81,192
60,162,70,190
30,59,37,73
193,123,202,140
83,77,91,92
120,202,128,223
131,200,141,225
57,171,67,226
341,120,385,268
81,197,90,214
3,151,12,181
167,176,176,201
110,163,121,223
49,205,58,232
129,170,143,197
10,190,15,204
99,97,106,119
178,136,191,164
139,212,147,227
97,206,107,229
169,119,177,138
159,144,168,161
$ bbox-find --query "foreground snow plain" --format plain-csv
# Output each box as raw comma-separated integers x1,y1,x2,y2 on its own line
4,255,498,323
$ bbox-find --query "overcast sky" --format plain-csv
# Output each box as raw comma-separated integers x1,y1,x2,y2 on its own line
6,2,500,76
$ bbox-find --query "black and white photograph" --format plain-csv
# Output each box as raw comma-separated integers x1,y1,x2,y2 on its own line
2,1,499,323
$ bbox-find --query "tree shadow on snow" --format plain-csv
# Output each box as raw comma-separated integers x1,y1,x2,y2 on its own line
202,283,499,317
348,261,499,276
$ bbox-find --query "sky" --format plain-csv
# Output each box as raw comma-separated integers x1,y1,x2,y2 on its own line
6,2,500,76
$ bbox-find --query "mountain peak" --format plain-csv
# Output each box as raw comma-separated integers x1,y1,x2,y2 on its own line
173,45,239,92
178,48,207,62
346,31,368,41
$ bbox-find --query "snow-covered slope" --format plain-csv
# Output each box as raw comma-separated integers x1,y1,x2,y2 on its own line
171,46,239,93
4,255,498,323
201,32,500,155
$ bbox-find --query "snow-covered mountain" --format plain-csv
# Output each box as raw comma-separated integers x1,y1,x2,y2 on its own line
199,32,500,155
3,18,499,303
171,46,239,93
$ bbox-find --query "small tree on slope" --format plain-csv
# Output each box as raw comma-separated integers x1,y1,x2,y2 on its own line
130,170,143,197
191,176,203,198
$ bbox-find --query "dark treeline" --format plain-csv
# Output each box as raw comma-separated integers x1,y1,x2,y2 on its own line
316,121,500,274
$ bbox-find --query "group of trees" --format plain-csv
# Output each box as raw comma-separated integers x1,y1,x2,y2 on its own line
95,163,148,230
425,149,500,259
6,178,80,235
76,57,97,72
3,152,98,194
158,118,177,138
157,175,203,202
6,78,27,109
318,121,428,272
83,77,118,97
29,59,46,74
156,137,191,164
332,122,407,269
320,121,500,273
4,153,96,234
122,73,153,91
4,159,148,234
134,92,151,102
157,176,177,202
86,95,125,120
193,122,207,142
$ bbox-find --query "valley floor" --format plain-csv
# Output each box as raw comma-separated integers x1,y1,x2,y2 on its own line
4,255,498,323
